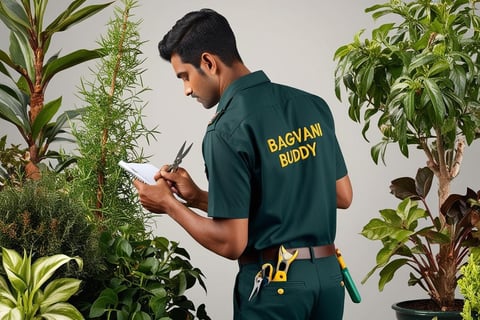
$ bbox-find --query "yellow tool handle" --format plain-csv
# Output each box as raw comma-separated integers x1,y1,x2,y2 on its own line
272,270,287,282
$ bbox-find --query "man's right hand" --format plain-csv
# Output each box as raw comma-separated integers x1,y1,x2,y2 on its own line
158,166,208,211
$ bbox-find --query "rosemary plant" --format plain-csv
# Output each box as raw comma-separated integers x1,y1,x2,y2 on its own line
72,0,158,234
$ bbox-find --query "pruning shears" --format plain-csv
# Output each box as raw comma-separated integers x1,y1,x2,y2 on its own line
272,245,298,282
248,263,274,301
167,141,193,172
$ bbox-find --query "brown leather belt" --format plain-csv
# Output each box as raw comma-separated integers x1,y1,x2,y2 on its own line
238,244,336,265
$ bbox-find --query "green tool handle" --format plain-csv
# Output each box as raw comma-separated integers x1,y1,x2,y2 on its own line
341,267,361,303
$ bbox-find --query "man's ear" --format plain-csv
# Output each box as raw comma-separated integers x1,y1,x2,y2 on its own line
201,53,217,74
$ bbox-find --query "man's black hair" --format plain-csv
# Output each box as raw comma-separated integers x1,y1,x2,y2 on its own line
158,8,242,68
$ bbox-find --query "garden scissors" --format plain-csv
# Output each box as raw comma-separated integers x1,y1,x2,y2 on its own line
272,245,298,282
167,141,193,172
248,263,274,301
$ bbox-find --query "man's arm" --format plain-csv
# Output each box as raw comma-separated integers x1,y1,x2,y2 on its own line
166,199,248,260
134,169,248,260
336,174,353,209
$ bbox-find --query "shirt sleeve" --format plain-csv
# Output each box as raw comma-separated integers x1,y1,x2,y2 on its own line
203,131,251,219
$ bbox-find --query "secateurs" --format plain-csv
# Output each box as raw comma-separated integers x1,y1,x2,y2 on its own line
272,245,298,282
248,246,298,301
248,263,274,301
167,141,193,172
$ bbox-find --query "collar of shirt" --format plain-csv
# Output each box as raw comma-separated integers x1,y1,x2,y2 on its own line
208,71,270,126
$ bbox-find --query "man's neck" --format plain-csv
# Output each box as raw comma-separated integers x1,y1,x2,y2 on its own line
219,61,251,96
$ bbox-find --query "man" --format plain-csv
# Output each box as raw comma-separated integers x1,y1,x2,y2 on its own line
134,8,353,320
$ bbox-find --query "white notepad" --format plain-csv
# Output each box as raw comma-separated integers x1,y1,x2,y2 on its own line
118,160,159,185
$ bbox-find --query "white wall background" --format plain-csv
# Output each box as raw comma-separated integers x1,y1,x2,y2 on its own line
1,1,479,319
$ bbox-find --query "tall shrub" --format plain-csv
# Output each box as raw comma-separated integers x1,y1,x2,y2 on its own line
72,0,158,234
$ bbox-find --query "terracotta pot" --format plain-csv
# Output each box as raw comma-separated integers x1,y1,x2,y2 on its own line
392,300,462,320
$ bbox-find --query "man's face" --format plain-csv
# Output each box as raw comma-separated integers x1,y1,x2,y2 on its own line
170,53,220,109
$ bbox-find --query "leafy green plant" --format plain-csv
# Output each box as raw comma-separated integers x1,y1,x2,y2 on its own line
68,3,209,318
0,172,102,279
334,0,480,311
0,0,113,179
0,247,83,319
72,0,157,233
88,226,209,320
361,168,480,308
459,248,480,320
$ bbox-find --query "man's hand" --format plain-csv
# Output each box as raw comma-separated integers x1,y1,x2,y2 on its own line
157,166,208,211
133,176,176,214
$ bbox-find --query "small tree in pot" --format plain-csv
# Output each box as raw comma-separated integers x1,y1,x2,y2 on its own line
334,0,480,312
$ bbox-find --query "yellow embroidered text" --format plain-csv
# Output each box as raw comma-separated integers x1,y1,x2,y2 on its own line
266,123,322,168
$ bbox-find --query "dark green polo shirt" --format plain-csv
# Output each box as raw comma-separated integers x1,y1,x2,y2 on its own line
202,71,347,251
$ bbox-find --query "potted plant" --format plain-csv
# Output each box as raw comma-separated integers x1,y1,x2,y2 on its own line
334,0,480,316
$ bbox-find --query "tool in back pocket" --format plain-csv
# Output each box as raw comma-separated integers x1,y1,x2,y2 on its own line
272,245,298,282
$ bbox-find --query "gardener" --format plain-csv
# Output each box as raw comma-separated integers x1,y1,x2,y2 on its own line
134,8,353,320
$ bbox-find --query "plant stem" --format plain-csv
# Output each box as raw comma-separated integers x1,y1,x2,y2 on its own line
95,5,130,214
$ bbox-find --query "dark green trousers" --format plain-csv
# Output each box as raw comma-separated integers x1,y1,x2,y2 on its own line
234,255,345,320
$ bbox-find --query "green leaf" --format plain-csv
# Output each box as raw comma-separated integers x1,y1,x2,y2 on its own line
450,65,467,98
1,248,28,294
361,217,412,241
40,302,84,320
41,278,82,306
0,276,16,305
89,288,118,318
423,78,446,125
370,141,387,165
0,83,30,131
31,97,62,140
116,238,133,257
428,60,449,77
31,254,83,294
359,61,375,97
174,272,187,296
0,0,30,34
372,23,395,41
44,108,82,145
1,307,22,319
138,257,160,274
45,1,114,34
379,208,402,226
403,89,416,121
408,54,437,72
42,49,104,85
378,259,409,291
9,29,34,80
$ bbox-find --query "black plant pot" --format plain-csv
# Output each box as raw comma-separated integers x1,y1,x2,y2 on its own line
392,300,462,320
